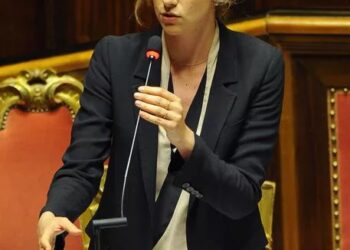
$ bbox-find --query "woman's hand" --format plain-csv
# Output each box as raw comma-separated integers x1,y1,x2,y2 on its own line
134,86,194,159
37,211,81,250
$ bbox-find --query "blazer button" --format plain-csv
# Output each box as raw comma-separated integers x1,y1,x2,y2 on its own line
196,193,203,199
193,190,200,196
186,187,195,193
182,183,190,189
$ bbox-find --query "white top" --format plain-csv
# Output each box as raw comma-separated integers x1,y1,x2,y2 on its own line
153,24,220,250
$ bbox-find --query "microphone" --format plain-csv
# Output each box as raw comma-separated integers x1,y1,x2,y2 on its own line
146,36,161,61
91,36,162,250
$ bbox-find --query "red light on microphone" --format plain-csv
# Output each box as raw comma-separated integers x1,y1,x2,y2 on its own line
145,36,161,61
146,50,160,60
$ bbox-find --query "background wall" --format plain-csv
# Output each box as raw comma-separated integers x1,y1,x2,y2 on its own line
0,0,139,64
1,0,350,64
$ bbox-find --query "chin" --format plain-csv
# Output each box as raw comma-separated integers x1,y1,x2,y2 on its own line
161,25,184,36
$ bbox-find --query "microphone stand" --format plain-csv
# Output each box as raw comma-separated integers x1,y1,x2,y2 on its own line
92,218,128,250
91,37,161,250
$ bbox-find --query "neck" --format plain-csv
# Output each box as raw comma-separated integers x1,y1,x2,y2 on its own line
165,21,216,67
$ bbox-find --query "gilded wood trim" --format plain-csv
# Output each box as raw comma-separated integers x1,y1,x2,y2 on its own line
227,13,350,36
327,87,350,250
226,17,267,36
258,181,276,250
0,51,93,80
267,15,350,35
0,69,83,130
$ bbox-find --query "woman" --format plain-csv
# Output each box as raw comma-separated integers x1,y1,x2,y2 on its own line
38,0,284,249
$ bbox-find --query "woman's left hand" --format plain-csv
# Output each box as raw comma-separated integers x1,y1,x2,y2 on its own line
134,86,194,159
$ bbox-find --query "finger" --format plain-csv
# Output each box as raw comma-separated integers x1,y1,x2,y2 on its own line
135,100,182,121
139,110,177,129
135,92,183,113
56,218,82,236
39,234,53,250
134,92,171,110
138,86,180,102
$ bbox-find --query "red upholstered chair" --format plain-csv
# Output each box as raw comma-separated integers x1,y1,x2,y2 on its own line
328,89,350,250
0,69,84,249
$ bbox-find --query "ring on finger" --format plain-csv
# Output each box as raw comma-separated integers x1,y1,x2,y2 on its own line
166,101,171,110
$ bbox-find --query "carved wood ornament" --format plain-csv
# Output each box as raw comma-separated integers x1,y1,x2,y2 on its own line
0,69,83,130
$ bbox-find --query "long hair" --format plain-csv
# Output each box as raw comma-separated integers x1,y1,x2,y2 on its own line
134,0,155,28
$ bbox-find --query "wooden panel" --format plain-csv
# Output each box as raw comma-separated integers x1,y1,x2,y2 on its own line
271,32,350,250
263,54,350,250
233,0,350,17
230,11,350,250
292,55,333,250
65,0,139,44
253,0,350,10
276,55,350,250
273,52,300,250
0,0,139,65
1,0,350,64
0,0,46,60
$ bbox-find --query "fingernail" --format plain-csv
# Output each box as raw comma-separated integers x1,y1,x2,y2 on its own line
138,86,145,91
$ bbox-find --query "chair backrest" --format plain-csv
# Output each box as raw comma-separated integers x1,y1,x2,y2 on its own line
0,69,83,249
328,89,350,250
258,180,276,250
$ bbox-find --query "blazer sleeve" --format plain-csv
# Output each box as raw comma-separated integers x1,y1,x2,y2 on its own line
41,36,113,221
173,49,284,220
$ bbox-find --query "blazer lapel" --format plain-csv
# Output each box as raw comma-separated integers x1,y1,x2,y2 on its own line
189,22,239,209
132,43,162,216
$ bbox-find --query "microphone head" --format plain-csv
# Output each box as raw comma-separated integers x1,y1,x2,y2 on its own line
146,36,161,60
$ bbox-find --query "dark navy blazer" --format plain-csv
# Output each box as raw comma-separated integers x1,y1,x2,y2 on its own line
43,22,284,250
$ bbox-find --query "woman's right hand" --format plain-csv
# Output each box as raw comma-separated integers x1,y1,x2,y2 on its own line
37,211,81,250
